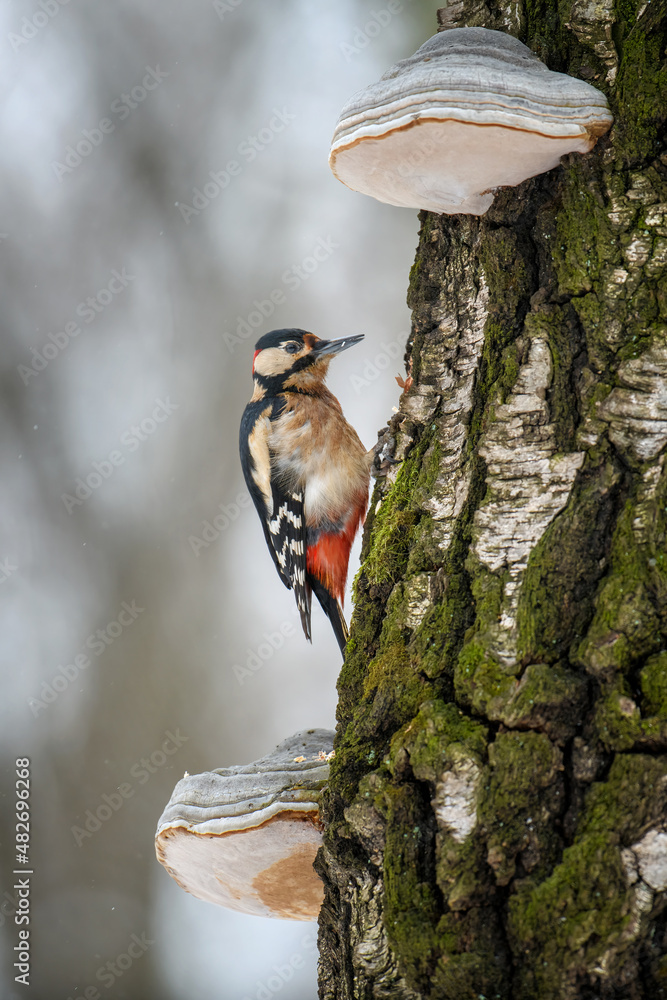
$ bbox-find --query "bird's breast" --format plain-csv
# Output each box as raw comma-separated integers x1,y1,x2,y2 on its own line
270,398,369,524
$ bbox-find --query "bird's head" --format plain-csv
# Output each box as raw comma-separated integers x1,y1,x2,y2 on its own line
250,328,364,396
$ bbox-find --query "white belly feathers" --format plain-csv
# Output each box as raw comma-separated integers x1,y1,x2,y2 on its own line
270,403,367,524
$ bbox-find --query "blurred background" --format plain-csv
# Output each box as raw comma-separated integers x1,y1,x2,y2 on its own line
0,1,440,996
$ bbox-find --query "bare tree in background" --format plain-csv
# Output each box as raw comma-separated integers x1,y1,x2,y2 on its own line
318,2,667,997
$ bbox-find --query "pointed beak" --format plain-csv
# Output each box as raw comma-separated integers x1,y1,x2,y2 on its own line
309,334,364,358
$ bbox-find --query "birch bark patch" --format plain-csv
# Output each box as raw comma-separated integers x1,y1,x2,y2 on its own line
630,829,667,892
597,344,667,461
420,280,489,550
471,337,584,665
433,758,481,842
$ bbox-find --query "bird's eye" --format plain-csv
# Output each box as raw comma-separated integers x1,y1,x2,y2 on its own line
284,342,300,354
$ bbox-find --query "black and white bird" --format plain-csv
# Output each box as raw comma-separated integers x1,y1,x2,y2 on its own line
239,328,370,652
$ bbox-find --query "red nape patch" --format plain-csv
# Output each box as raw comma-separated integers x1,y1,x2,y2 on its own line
252,349,261,374
306,503,366,603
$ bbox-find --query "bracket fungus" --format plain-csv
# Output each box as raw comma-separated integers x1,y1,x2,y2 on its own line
155,729,333,920
329,27,613,215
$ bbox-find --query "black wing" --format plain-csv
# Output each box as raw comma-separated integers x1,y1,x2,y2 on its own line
239,399,312,640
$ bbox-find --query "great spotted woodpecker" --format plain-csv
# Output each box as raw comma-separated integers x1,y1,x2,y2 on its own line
240,328,370,652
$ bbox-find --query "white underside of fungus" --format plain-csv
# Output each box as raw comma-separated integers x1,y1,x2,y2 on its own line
156,812,324,920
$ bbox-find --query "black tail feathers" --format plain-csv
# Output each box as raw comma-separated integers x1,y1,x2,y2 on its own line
310,578,349,654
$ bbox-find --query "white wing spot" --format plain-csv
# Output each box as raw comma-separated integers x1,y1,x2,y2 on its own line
269,501,302,535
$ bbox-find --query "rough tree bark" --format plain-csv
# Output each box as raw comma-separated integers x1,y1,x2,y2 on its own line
316,2,667,998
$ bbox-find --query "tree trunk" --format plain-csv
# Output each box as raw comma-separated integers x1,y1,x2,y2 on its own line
317,3,667,998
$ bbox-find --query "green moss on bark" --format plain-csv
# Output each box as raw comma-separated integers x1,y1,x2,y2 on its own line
507,754,667,997
640,651,667,715
611,3,667,166
455,641,519,714
508,832,630,1000
381,781,442,992
517,455,624,664
480,732,564,885
575,492,667,679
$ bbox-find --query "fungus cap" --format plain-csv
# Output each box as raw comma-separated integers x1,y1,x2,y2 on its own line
329,27,613,215
155,729,333,920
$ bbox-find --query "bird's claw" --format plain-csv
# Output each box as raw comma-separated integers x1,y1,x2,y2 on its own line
369,433,398,478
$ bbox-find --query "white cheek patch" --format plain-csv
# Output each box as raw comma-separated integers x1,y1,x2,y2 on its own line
254,347,291,378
